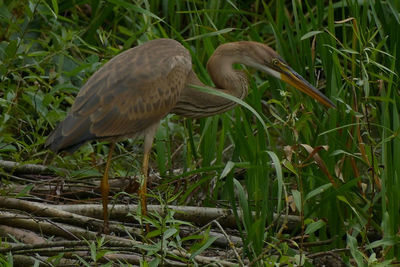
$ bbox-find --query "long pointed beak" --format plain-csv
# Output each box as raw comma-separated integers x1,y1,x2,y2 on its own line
280,66,336,108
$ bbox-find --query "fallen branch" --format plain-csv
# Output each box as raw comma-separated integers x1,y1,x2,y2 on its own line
103,253,187,266
0,241,181,265
13,255,70,267
0,210,139,244
0,198,301,240
0,198,242,247
0,225,45,244
212,220,244,267
57,203,301,230
0,227,237,266
0,197,140,236
173,249,238,267
307,248,348,266
0,240,88,254
0,160,56,174
11,177,136,201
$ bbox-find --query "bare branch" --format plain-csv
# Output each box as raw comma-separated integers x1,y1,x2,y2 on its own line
0,160,57,174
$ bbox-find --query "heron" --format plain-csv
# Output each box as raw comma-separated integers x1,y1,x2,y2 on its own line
45,38,335,232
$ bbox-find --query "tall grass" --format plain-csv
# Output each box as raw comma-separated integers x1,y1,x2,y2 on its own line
0,0,399,265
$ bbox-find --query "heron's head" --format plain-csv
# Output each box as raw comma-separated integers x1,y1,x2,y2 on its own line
235,41,336,108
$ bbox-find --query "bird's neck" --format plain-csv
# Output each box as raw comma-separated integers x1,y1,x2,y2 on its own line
172,51,249,118
206,52,248,99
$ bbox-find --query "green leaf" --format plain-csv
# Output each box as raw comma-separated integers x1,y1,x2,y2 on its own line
366,237,399,250
95,250,110,261
330,149,362,160
5,40,18,58
304,220,326,235
51,0,58,15
300,30,323,40
347,234,364,266
89,241,96,262
305,183,332,201
106,0,163,21
181,234,204,243
16,184,34,198
28,51,49,57
234,178,250,228
163,228,178,240
46,253,64,265
267,151,283,212
191,85,269,133
291,190,302,212
0,5,12,20
146,229,162,239
282,160,298,176
185,28,235,41
220,161,235,178
149,257,160,267
189,236,218,260
74,255,90,267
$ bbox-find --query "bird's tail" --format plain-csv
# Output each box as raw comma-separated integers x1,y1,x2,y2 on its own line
45,114,96,153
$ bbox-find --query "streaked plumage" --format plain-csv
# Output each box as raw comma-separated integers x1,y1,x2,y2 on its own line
47,39,191,152
46,38,335,232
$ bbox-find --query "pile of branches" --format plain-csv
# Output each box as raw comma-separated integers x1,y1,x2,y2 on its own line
0,160,342,266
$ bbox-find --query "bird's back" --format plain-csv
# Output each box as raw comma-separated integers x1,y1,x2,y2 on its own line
46,39,192,153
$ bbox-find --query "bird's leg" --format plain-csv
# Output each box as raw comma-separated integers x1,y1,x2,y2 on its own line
101,142,115,234
139,124,158,230
140,149,150,215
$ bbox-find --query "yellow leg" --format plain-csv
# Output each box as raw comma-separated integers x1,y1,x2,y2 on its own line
139,124,158,232
100,142,115,234
140,150,150,217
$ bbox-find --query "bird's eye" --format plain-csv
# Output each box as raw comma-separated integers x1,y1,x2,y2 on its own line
272,59,279,65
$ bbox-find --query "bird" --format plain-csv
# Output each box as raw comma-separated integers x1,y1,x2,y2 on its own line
45,38,335,232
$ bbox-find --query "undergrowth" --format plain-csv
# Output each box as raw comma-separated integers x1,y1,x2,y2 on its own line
0,0,399,265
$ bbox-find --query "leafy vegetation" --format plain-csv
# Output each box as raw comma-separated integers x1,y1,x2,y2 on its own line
1,0,399,265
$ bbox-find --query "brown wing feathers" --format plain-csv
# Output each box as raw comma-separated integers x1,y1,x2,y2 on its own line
45,39,192,153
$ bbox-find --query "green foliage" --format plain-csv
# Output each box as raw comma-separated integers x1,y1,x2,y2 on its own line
132,199,218,266
0,252,13,267
1,0,399,265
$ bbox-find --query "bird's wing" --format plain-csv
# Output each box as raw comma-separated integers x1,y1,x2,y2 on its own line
46,39,191,152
